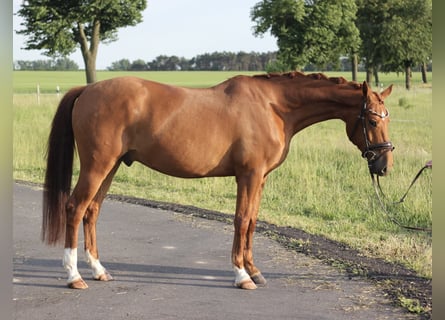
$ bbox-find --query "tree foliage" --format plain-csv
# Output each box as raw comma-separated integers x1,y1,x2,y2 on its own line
356,0,432,89
251,0,432,89
251,0,360,70
16,0,147,83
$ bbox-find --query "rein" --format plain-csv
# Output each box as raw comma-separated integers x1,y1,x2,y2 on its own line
370,161,432,232
352,99,430,232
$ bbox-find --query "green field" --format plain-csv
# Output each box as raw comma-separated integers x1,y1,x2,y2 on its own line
13,70,431,93
13,71,261,93
13,71,432,281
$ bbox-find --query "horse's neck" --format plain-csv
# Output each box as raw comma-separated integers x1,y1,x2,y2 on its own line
282,86,362,135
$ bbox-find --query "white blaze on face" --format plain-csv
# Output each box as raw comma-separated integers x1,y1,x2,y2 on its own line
85,250,107,279
63,248,81,283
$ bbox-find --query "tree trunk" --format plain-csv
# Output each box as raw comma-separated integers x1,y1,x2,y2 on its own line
351,54,358,82
84,55,97,84
77,20,100,84
366,67,373,86
421,62,428,84
373,68,380,87
405,64,411,90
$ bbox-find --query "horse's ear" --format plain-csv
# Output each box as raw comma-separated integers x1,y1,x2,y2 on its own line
362,81,369,97
381,84,393,100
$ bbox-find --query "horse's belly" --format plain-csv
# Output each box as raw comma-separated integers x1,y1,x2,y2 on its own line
135,141,235,178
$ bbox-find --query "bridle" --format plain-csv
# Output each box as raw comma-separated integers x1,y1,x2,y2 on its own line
353,99,431,232
356,99,394,166
351,98,394,172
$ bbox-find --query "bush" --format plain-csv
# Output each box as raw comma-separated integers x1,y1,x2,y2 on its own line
398,97,414,109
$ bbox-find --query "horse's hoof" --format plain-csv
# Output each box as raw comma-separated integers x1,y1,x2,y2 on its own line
234,278,258,290
68,278,88,289
251,273,267,287
94,270,113,282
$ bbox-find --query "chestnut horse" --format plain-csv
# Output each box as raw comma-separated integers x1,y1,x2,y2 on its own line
42,72,394,290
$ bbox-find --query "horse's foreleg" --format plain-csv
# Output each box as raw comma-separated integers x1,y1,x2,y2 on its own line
243,178,267,287
83,163,120,282
232,173,266,290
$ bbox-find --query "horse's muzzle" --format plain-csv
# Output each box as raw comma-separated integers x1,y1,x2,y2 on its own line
364,143,394,176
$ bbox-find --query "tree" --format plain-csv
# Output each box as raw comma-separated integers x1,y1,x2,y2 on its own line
356,0,380,86
53,57,79,71
356,0,432,90
380,0,432,90
251,0,360,78
108,59,131,71
129,59,148,71
16,0,147,84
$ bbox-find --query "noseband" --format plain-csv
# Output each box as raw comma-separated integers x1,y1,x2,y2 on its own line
352,99,394,169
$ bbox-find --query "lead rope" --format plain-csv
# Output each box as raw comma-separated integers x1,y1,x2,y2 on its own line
371,160,432,232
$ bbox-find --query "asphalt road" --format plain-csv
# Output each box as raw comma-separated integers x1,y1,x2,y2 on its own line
12,183,416,320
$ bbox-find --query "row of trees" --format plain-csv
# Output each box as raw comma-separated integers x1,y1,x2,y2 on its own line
16,0,431,89
13,53,432,76
14,58,79,71
108,52,278,71
108,53,431,75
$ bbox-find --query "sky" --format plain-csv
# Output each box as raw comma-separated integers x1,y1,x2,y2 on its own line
13,0,278,70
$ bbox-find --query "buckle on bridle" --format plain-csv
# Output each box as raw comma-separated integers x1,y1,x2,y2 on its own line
362,150,378,162
362,142,394,163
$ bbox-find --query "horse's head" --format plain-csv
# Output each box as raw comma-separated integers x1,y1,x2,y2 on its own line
346,82,394,176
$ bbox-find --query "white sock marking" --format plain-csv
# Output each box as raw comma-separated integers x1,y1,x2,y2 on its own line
63,248,81,283
234,266,250,284
85,250,107,279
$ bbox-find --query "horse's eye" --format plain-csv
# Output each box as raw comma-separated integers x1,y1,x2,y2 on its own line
369,119,377,127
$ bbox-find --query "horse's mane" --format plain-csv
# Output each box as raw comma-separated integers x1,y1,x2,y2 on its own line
253,71,362,89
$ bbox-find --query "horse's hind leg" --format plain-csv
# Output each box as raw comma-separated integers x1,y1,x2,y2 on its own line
83,162,121,282
63,162,117,289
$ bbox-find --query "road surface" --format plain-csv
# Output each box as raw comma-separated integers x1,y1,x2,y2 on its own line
13,183,415,319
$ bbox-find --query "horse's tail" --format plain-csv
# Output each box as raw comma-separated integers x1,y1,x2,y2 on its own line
42,86,86,245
